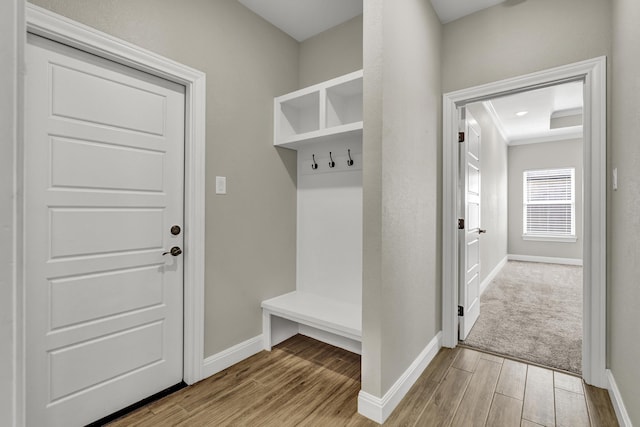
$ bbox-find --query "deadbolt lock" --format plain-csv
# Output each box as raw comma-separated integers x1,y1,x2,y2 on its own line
171,225,181,235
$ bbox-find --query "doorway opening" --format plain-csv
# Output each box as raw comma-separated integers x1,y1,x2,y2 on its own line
458,82,584,375
441,57,607,388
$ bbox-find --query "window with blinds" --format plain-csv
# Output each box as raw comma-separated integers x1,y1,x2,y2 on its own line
523,168,575,238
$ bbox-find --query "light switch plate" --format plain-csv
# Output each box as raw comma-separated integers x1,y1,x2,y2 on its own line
215,176,226,194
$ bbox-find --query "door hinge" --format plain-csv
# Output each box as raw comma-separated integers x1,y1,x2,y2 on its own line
458,132,465,143
458,218,465,230
458,306,464,316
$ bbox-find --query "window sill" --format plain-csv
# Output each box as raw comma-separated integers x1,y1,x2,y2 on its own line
522,235,577,243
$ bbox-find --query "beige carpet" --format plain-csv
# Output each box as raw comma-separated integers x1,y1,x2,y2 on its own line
461,261,582,374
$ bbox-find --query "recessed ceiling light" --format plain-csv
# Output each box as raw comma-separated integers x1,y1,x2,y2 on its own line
516,111,528,117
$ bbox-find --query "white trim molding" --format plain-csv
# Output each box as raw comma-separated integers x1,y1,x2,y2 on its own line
481,101,509,143
23,3,207,393
508,128,583,146
203,336,264,379
607,370,632,427
508,254,583,266
358,332,442,424
442,57,607,388
480,255,508,296
522,235,578,243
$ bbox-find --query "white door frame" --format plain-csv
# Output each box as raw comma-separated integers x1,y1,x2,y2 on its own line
17,2,207,419
441,57,607,388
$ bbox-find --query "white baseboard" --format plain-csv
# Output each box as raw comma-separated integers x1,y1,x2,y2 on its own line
202,335,264,379
299,325,361,354
508,254,583,266
607,369,633,427
480,255,508,296
358,331,442,424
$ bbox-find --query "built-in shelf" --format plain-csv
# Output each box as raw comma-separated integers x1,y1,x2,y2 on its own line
278,91,320,141
326,77,363,128
276,121,363,149
262,291,362,349
265,70,363,355
274,69,363,149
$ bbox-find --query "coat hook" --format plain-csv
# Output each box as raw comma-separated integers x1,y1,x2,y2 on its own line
347,149,354,166
311,154,318,170
329,152,335,168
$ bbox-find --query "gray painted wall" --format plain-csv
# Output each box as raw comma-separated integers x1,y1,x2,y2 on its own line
508,140,583,260
27,0,300,358
362,0,384,395
466,103,508,283
298,15,362,88
362,0,441,397
1,1,21,425
610,0,640,423
442,0,611,93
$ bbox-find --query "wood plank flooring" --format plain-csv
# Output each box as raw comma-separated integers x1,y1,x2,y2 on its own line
107,335,618,426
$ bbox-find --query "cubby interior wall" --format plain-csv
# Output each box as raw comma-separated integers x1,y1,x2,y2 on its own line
297,140,363,304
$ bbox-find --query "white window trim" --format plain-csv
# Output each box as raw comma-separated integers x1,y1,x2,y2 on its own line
522,235,578,243
522,167,576,239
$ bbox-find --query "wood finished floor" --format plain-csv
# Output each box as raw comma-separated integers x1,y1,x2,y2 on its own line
107,335,618,426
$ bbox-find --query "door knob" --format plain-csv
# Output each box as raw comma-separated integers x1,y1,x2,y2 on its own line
478,229,487,234
163,246,182,256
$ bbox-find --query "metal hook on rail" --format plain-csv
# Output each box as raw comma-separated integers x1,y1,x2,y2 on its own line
347,149,354,166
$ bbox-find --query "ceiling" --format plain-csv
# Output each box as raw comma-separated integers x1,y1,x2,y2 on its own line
237,0,363,42
430,0,506,24
477,81,583,145
238,0,508,42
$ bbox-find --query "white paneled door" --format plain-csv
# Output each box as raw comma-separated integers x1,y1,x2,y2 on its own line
25,34,185,426
458,109,482,340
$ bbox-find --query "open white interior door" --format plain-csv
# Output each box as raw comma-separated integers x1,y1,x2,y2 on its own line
458,108,482,340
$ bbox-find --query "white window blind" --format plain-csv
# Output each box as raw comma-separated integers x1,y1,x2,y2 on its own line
523,168,575,237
